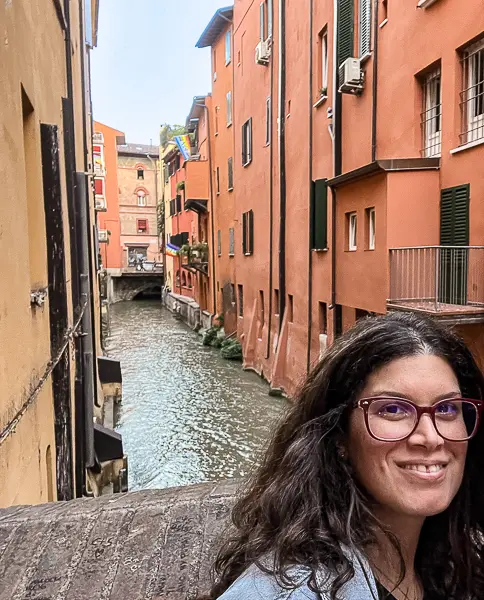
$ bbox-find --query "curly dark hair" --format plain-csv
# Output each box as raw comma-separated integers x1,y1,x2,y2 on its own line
206,312,484,600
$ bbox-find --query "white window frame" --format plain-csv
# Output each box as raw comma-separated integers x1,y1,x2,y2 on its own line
226,91,233,126
242,119,253,166
349,212,357,251
368,208,375,250
358,0,371,59
422,68,442,157
225,30,231,65
137,191,147,207
265,97,271,145
464,39,484,143
321,29,329,93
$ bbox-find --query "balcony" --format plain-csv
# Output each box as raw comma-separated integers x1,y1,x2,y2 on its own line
184,160,209,214
388,246,484,323
95,195,107,211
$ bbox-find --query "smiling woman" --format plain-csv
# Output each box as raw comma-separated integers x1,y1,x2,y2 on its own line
204,313,484,600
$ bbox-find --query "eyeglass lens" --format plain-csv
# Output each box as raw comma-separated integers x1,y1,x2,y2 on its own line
367,399,478,441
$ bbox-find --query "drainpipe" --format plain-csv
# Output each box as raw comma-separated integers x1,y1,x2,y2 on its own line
278,0,287,326
266,2,275,360
196,99,217,316
306,0,314,372
371,0,379,162
330,0,342,334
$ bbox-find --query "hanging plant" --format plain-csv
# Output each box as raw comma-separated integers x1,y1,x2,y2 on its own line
177,181,185,191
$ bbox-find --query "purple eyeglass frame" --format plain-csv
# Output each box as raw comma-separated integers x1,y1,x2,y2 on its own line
355,396,484,442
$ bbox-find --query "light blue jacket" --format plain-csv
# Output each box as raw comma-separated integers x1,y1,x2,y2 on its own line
217,551,379,600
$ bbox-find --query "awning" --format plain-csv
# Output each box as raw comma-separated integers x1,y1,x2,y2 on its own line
185,199,208,214
94,423,124,462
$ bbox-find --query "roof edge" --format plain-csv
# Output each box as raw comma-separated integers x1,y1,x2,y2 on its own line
196,6,233,48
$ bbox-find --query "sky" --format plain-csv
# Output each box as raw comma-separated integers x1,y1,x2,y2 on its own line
91,0,227,144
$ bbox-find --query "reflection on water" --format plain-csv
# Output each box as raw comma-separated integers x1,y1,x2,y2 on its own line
105,300,288,491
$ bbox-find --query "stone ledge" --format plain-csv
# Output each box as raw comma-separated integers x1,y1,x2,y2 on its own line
0,479,239,599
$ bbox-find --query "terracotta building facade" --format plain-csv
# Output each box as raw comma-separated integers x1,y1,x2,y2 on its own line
176,0,484,397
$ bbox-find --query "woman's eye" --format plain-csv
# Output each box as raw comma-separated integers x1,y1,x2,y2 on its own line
379,403,408,416
436,402,458,415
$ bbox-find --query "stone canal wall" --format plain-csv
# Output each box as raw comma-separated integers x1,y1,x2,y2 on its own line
0,480,238,599
164,291,213,331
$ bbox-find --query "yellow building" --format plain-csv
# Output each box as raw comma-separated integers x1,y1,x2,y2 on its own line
0,0,123,507
162,141,177,292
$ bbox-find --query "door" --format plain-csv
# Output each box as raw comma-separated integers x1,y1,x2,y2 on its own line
439,185,470,305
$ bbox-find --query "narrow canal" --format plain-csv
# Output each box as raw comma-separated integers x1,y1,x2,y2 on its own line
105,300,288,491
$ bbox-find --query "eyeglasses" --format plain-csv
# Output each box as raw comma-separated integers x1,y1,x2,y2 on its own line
356,396,484,442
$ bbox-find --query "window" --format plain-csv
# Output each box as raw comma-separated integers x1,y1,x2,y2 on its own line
381,0,388,24
225,30,231,65
216,167,220,194
170,199,176,216
137,168,144,180
288,294,294,323
335,305,343,337
461,39,484,144
259,0,273,41
242,118,253,166
229,227,235,255
367,207,376,250
226,91,233,126
319,302,327,335
274,289,280,315
421,68,442,157
242,210,254,255
217,230,222,256
228,157,234,190
213,48,217,81
265,97,271,145
358,0,371,58
176,194,182,213
128,246,147,266
347,212,357,251
137,219,148,234
319,29,329,95
137,191,146,206
257,291,265,338
176,154,181,171
215,107,219,135
311,179,328,250
238,284,244,317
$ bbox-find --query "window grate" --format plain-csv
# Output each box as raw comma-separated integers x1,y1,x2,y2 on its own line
460,39,484,145
421,68,442,157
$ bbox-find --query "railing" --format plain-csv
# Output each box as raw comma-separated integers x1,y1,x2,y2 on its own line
389,246,484,311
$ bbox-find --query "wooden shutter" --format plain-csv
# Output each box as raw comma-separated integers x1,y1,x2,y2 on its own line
248,119,253,163
228,157,234,189
229,227,235,255
358,0,371,58
242,124,247,165
248,209,254,254
337,0,355,73
311,179,328,250
218,230,222,256
242,212,247,254
440,185,470,245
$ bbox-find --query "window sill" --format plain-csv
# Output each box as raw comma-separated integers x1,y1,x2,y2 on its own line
228,187,234,192
346,248,357,252
417,0,440,8
360,52,372,65
227,122,233,128
312,247,329,253
244,252,252,256
242,160,252,168
313,95,328,109
379,18,388,28
229,253,235,257
450,138,484,155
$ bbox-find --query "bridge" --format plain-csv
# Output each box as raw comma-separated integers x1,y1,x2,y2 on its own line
104,268,164,303
0,479,238,599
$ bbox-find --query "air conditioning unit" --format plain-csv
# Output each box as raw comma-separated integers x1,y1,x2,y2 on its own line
338,57,364,94
98,229,108,243
95,196,107,211
255,40,271,65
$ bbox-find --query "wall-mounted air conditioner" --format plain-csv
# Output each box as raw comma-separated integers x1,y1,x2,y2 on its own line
338,57,364,95
98,229,108,243
95,196,107,211
255,40,271,65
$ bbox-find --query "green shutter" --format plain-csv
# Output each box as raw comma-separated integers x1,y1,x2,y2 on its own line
337,0,355,71
440,185,469,245
311,179,328,250
248,209,254,254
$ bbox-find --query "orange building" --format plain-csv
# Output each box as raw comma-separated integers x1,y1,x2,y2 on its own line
93,122,125,270
187,1,484,396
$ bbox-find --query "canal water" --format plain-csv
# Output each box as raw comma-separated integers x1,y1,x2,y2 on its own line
105,300,288,491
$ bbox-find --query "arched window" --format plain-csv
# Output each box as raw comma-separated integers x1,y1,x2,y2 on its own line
181,271,187,287
137,167,144,180
187,273,192,289
137,190,146,206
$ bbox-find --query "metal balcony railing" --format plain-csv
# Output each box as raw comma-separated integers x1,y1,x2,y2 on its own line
389,246,484,312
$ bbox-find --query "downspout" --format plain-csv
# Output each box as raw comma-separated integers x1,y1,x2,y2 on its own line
371,0,379,161
306,0,314,372
197,100,217,316
278,0,287,326
265,2,275,360
330,0,342,334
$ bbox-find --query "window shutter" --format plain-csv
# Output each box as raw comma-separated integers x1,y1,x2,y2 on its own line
248,119,253,163
358,0,371,58
229,227,235,255
248,209,254,254
176,194,182,213
311,179,328,250
440,185,470,245
218,230,222,256
337,0,355,73
242,125,247,165
181,232,189,246
260,2,265,41
242,212,247,254
228,157,234,189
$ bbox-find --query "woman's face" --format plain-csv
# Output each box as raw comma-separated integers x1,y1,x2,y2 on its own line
347,354,468,520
